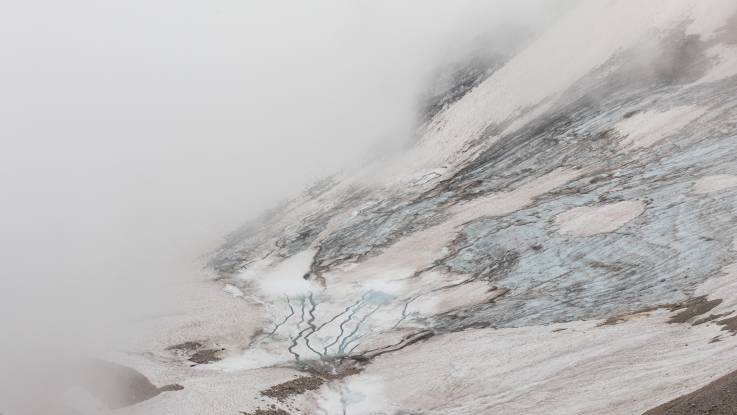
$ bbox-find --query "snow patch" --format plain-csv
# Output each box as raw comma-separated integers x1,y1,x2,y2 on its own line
348,317,736,415
449,168,584,221
555,200,645,237
238,249,318,297
693,174,737,194
208,347,291,372
615,106,706,150
409,281,505,316
223,284,244,298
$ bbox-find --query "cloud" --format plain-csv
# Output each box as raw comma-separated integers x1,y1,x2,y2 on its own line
0,0,570,411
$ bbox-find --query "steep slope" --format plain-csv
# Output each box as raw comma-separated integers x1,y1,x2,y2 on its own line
121,1,737,414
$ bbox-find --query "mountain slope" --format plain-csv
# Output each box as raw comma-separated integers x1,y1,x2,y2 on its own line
121,1,737,414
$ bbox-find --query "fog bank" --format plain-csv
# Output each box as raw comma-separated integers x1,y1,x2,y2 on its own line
0,0,571,411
